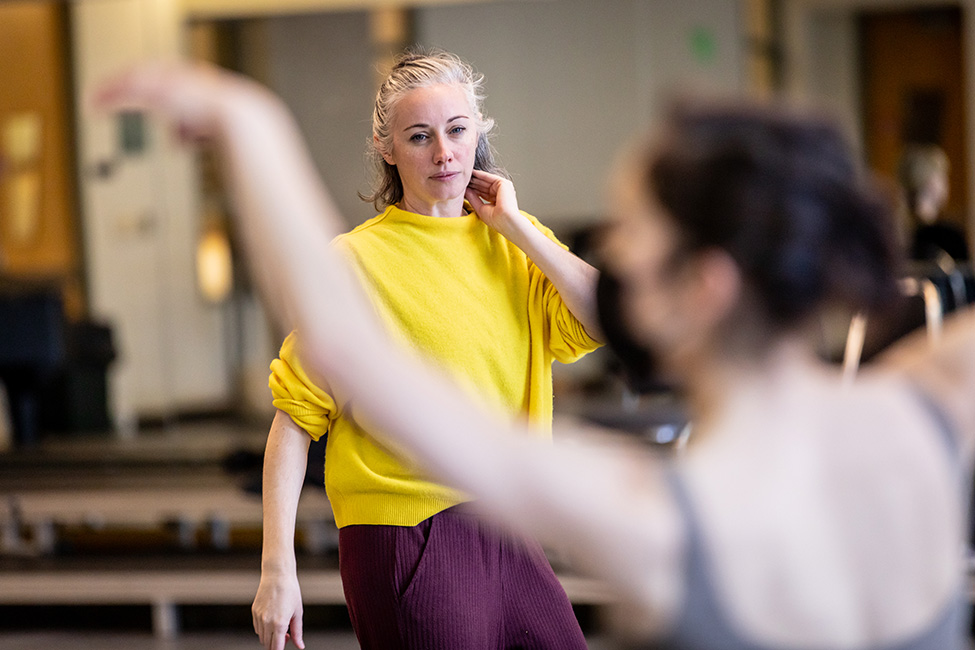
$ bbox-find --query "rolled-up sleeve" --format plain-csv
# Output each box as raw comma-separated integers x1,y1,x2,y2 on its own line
524,214,602,363
542,280,601,363
268,331,337,441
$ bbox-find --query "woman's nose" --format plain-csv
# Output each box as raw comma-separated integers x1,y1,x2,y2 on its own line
433,136,453,164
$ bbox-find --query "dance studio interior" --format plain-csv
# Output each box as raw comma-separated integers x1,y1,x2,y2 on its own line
2,0,975,648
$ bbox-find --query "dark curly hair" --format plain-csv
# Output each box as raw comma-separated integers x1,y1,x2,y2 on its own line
647,101,900,333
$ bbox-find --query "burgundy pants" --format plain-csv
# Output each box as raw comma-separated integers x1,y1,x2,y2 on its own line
339,505,588,650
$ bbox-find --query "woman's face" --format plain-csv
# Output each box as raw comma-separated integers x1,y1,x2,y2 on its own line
382,83,478,216
600,164,688,367
916,169,948,224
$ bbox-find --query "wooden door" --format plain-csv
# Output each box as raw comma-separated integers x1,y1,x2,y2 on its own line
0,2,83,317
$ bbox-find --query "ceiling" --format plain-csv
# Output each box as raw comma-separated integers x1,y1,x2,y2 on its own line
181,0,541,20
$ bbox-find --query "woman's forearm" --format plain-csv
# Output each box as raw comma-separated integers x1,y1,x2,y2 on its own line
503,216,603,342
465,170,602,341
261,411,311,573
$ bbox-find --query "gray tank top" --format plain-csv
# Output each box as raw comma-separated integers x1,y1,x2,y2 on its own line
643,388,967,650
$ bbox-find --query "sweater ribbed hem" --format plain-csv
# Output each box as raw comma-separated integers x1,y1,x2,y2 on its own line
331,492,469,528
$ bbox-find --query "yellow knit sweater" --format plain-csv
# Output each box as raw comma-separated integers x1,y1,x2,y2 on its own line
269,204,600,527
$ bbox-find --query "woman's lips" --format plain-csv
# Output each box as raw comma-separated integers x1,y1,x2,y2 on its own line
431,171,460,181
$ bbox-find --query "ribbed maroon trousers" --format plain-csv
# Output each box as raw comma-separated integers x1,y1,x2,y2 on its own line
339,505,588,649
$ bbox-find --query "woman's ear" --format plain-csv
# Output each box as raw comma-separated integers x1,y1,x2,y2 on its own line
376,135,395,166
689,248,742,332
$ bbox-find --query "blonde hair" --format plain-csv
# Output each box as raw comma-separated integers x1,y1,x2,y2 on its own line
897,144,949,216
360,47,506,210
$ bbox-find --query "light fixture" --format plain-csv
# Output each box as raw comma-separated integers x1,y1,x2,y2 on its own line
196,204,234,303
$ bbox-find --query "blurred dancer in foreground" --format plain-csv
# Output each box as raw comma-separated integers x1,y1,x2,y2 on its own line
97,63,973,650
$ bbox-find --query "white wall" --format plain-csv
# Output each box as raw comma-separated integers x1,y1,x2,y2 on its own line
73,0,231,428
803,10,862,151
781,4,863,151
257,0,747,230
263,11,380,227
415,0,747,227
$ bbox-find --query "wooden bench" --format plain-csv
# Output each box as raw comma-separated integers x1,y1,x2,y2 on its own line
0,486,335,554
0,566,615,638
0,484,615,637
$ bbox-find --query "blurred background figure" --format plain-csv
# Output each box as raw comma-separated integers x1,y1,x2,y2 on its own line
899,144,970,264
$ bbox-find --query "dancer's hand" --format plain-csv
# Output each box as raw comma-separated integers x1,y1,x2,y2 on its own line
94,60,352,337
465,169,524,236
252,571,305,650
93,61,273,143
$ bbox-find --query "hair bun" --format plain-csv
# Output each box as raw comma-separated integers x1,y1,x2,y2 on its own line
649,101,900,331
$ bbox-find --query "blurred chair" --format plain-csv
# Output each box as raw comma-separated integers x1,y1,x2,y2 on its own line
906,259,975,314
842,276,942,382
0,278,65,446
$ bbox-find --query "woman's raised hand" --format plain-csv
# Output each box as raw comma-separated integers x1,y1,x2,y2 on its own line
465,169,523,235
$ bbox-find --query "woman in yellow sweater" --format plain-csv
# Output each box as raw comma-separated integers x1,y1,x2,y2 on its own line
256,49,602,650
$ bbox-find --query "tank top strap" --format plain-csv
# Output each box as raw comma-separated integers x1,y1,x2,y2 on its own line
658,467,770,649
657,465,967,650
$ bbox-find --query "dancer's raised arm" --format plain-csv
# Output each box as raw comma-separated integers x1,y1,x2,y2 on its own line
874,305,975,464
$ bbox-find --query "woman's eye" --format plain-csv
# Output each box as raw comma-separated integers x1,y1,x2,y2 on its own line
410,133,428,142
450,126,466,135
